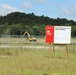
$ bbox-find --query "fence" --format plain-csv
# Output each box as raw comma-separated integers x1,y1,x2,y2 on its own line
0,35,76,51
0,35,48,48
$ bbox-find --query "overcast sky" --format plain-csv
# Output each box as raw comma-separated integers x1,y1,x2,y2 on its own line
0,0,76,21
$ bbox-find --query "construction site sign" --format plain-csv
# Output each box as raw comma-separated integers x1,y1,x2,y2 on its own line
46,26,71,44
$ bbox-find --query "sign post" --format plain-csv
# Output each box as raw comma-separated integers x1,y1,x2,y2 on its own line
49,43,51,58
64,44,68,57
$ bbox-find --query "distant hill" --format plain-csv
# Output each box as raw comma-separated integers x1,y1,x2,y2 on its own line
0,12,76,36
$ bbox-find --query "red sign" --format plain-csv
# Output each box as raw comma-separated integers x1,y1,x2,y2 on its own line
46,26,54,43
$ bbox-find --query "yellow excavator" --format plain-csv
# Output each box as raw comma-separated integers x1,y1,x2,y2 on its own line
22,31,37,42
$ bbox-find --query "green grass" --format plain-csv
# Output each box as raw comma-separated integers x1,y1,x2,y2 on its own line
0,48,76,75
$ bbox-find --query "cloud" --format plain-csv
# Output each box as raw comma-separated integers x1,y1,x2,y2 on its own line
61,4,76,21
62,4,76,16
0,4,22,16
22,1,32,9
62,7,70,15
36,0,49,4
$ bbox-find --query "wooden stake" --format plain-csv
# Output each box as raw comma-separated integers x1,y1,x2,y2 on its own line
64,44,68,58
53,44,55,57
49,43,51,58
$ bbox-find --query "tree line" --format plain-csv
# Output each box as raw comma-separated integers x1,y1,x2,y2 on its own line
0,12,76,36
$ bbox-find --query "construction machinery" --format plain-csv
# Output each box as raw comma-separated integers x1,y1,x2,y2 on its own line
22,31,37,42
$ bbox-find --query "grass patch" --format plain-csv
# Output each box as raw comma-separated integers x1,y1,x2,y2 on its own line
0,48,76,75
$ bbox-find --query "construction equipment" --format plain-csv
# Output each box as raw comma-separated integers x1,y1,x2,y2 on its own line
22,31,37,42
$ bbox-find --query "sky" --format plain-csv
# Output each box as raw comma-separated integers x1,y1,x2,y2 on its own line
0,0,76,21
